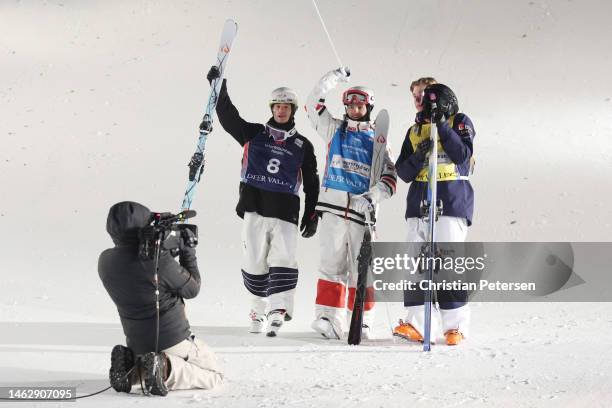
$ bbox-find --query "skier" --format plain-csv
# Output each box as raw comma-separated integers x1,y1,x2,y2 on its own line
393,78,476,346
207,66,320,337
306,67,397,340
99,201,223,396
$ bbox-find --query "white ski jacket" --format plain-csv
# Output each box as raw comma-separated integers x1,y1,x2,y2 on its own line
306,69,397,225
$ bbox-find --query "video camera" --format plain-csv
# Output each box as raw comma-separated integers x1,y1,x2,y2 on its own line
138,210,199,260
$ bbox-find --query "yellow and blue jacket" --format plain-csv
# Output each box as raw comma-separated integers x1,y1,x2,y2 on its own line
395,113,475,225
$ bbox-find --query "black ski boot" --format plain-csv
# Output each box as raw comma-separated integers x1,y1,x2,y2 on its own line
109,345,135,393
142,352,169,396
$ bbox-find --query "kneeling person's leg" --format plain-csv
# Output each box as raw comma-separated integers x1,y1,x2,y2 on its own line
164,336,224,391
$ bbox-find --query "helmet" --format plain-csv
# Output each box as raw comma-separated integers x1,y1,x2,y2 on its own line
342,86,374,107
342,86,374,121
422,83,459,119
269,87,298,111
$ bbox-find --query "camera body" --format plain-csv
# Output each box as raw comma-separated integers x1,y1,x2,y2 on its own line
138,211,199,260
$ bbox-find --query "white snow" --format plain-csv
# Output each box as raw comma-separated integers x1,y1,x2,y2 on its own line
1,0,612,407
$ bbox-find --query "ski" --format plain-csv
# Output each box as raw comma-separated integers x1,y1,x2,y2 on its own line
347,109,389,345
180,19,238,211
347,215,373,345
422,115,441,352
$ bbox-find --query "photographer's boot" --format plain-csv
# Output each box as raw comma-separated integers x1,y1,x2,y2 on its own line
109,345,135,393
142,352,169,396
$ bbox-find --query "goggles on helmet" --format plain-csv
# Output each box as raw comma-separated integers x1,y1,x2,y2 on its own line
342,89,372,106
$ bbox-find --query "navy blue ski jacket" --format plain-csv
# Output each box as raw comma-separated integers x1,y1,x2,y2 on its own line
215,79,320,225
395,113,475,225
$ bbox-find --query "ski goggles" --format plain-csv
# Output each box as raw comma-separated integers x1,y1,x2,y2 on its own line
342,90,371,106
266,124,296,141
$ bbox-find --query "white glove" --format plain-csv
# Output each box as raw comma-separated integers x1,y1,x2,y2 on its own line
333,66,351,82
352,194,373,214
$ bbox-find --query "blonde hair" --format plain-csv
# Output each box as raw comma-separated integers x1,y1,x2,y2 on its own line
410,77,437,92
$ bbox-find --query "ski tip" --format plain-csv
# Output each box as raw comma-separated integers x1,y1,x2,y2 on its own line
225,18,238,28
374,109,389,126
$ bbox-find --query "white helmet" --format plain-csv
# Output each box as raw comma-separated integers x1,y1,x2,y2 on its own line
269,87,298,110
342,86,374,107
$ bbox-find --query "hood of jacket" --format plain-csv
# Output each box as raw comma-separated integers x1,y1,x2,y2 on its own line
106,201,152,246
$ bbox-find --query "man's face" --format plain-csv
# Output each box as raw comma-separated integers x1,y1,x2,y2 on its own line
345,103,368,120
272,103,292,124
412,84,427,112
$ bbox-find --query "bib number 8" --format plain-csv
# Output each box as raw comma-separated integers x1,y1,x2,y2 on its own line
267,158,280,174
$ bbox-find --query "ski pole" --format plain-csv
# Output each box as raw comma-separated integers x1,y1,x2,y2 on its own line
423,108,439,352
311,0,345,68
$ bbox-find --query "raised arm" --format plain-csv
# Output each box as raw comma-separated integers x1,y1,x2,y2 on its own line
305,68,348,142
215,79,264,146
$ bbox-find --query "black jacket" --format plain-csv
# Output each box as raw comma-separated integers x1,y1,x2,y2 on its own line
216,80,320,225
98,201,201,355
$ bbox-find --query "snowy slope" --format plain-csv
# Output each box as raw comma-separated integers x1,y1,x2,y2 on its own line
1,302,612,407
1,0,612,407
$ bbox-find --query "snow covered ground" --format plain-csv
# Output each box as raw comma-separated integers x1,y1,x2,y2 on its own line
2,302,612,407
2,0,612,406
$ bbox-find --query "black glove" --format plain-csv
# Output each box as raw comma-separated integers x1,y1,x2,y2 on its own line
206,65,221,84
180,227,198,250
429,103,444,123
422,84,458,123
300,211,319,238
176,227,198,254
413,139,432,162
178,228,198,268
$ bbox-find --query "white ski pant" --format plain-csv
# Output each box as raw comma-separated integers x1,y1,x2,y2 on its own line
403,216,471,338
315,213,375,335
241,212,299,318
164,335,223,391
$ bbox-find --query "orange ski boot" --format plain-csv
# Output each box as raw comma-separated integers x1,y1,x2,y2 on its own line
445,329,464,346
393,320,424,343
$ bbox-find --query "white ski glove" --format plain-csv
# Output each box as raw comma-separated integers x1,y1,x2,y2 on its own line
351,193,373,214
333,66,351,82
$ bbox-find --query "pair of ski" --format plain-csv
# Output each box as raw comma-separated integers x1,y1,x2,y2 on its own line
348,111,440,352
180,19,238,212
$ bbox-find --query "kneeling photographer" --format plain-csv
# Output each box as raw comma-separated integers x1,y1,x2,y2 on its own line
98,201,223,396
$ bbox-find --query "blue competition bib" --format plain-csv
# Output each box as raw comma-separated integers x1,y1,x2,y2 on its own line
322,125,374,194
241,130,305,195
